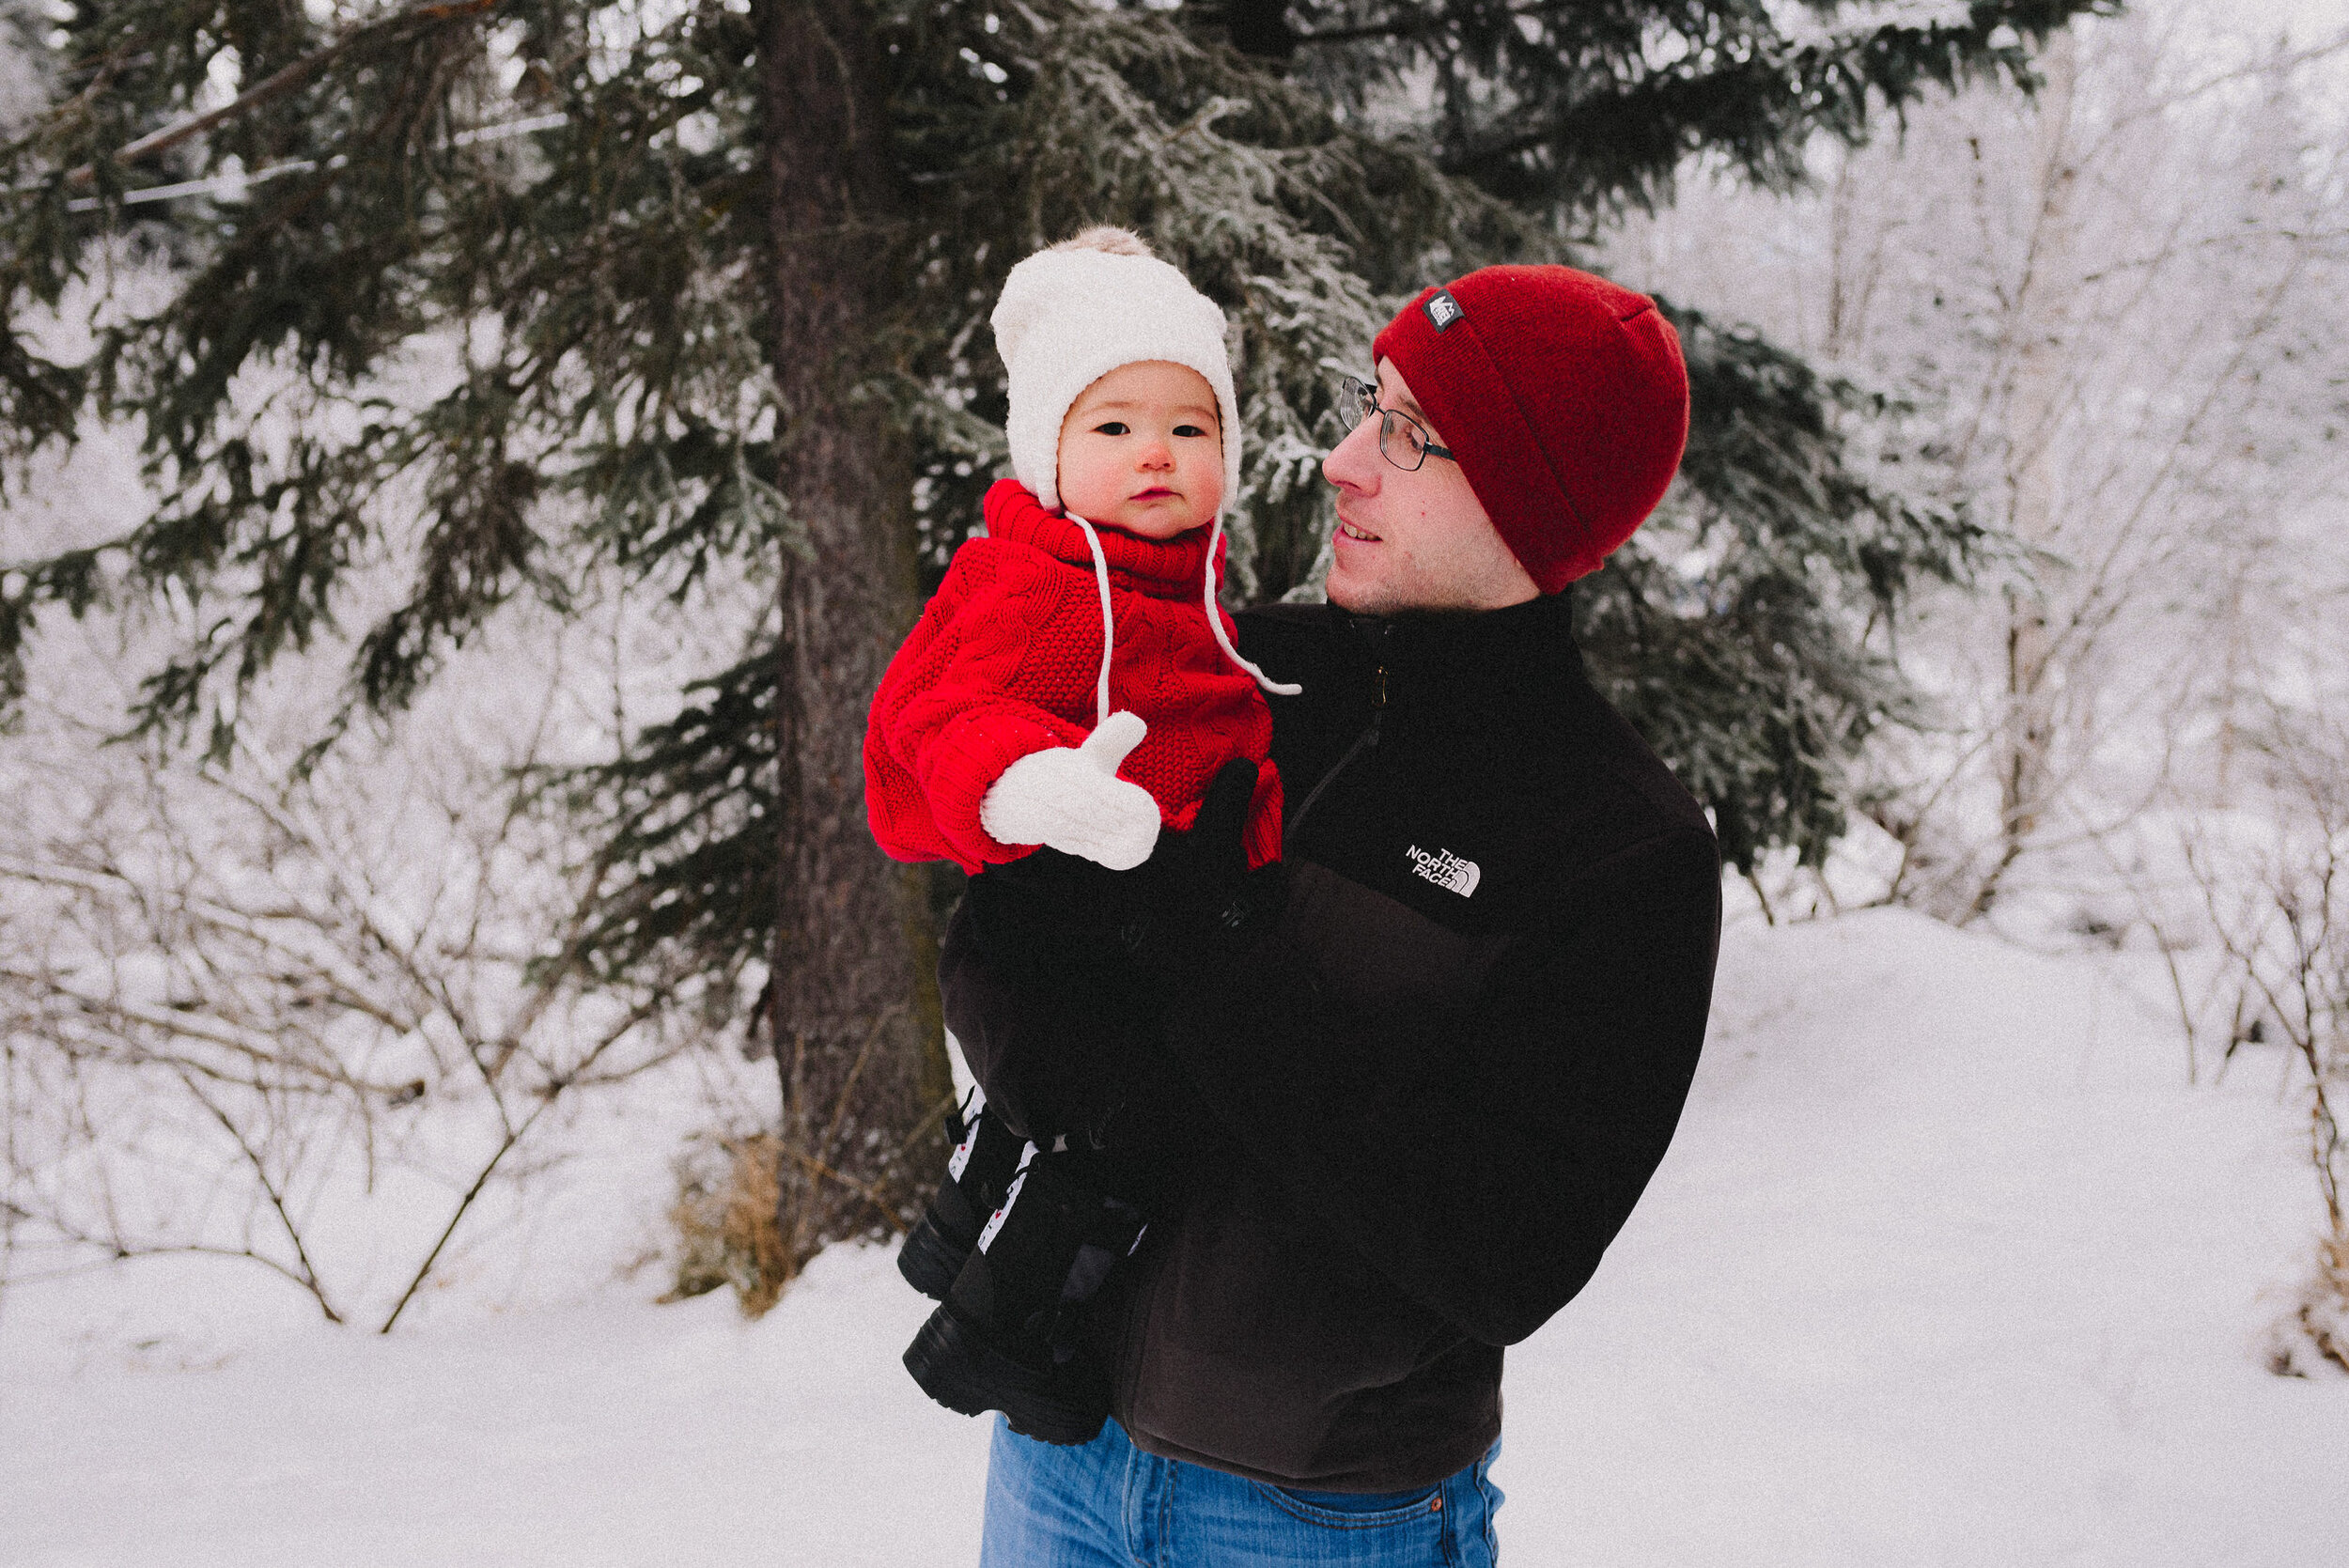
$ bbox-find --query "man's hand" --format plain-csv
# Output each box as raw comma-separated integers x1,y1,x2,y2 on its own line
1122,758,1284,990
979,711,1162,871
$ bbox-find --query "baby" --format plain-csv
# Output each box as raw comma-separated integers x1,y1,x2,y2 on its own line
863,228,1292,1444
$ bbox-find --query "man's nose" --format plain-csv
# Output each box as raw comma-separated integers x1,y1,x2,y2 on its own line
1321,414,1380,491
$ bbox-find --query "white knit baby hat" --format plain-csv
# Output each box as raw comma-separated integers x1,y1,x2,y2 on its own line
990,228,1243,516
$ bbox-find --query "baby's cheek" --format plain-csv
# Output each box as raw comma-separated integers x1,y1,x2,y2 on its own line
1055,442,1112,511
1192,449,1225,516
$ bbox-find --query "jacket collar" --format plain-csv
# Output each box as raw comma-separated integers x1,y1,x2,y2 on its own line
982,477,1220,599
1339,588,1591,724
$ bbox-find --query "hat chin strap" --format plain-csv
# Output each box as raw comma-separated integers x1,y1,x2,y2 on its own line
1066,513,1302,733
1204,516,1301,698
1066,514,1117,728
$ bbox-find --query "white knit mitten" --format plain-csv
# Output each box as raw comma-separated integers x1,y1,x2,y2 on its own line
979,711,1161,871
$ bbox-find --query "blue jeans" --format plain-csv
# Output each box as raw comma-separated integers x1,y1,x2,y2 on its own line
980,1416,1503,1566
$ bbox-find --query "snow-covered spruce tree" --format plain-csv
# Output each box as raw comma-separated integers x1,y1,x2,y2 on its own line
0,0,2091,1297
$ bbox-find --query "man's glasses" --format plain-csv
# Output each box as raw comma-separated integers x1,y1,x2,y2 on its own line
1341,375,1456,472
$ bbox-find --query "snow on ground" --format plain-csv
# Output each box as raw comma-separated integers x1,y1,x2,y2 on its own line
5,906,2343,1566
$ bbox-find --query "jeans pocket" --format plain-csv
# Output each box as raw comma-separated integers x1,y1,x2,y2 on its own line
1252,1480,1445,1529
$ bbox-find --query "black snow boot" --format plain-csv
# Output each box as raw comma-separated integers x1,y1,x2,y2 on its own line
898,1088,1030,1301
901,1145,1147,1446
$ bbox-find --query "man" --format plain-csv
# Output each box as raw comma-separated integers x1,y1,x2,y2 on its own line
947,264,1723,1564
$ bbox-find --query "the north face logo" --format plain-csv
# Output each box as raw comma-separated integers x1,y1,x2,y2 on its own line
1407,844,1480,896
1423,289,1464,332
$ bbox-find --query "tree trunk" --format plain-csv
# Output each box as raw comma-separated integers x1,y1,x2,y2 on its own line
1970,27,2080,924
756,0,954,1281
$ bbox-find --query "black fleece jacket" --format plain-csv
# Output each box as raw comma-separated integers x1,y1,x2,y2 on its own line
947,589,1722,1489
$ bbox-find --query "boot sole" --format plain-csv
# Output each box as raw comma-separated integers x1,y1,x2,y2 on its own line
902,1307,1108,1448
896,1215,970,1301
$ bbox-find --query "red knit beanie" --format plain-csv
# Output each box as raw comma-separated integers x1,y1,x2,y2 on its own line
1371,265,1689,593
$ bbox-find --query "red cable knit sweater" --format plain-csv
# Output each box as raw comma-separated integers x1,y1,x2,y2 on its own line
865,479,1283,875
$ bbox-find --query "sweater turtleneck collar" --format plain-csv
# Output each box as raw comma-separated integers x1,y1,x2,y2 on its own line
982,477,1220,599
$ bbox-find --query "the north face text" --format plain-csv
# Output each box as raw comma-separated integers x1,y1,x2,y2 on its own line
1406,844,1481,896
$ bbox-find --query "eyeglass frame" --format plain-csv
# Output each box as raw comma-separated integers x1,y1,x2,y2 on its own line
1340,374,1457,472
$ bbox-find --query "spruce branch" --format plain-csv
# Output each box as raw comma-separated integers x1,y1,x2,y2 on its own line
64,0,505,188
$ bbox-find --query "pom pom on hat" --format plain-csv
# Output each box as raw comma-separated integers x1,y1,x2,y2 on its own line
1371,264,1689,593
992,228,1242,515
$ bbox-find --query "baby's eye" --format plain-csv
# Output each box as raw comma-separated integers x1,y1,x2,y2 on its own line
1092,421,1130,436
1173,423,1210,438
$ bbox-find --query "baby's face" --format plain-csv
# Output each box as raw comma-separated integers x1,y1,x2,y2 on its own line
1055,361,1224,538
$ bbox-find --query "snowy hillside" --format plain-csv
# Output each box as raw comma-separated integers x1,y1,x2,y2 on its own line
4,906,2342,1567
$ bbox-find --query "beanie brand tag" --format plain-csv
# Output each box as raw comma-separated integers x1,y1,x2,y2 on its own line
1423,289,1464,332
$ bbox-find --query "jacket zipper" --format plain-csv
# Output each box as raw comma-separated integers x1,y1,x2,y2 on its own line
1286,661,1385,841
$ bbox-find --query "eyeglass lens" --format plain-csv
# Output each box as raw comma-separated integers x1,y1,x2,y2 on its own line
1341,376,1429,471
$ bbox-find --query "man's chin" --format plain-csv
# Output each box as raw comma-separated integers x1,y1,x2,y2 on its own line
1324,572,1390,614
